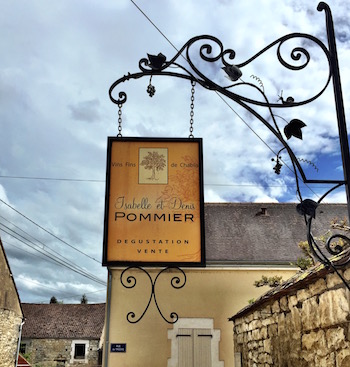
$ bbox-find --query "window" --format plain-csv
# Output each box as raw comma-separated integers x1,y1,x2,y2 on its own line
19,342,27,354
74,344,86,359
71,340,89,364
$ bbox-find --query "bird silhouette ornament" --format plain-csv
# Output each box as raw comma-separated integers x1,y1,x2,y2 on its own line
222,65,242,81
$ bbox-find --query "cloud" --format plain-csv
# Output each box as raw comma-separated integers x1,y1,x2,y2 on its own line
1,0,349,303
69,99,101,123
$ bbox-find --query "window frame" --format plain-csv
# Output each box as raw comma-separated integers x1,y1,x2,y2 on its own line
70,340,89,364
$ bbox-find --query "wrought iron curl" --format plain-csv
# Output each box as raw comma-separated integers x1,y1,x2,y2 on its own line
110,90,127,106
326,234,350,256
277,41,311,71
300,183,350,290
170,269,187,289
306,216,350,291
120,267,153,323
195,37,236,66
120,266,186,324
153,267,187,323
109,31,332,112
139,57,152,72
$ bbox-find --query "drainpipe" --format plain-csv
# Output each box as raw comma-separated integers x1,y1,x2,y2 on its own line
15,319,25,367
104,269,113,367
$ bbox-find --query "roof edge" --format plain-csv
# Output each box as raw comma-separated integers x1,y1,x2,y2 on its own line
228,255,348,322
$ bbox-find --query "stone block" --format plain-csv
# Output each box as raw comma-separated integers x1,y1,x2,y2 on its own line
253,310,261,320
280,296,289,312
343,268,350,281
249,319,262,331
247,331,253,342
290,306,302,333
261,305,272,317
302,330,325,352
326,272,344,289
259,326,267,340
277,313,285,336
301,296,320,331
258,352,271,364
300,349,315,364
251,349,258,363
252,329,260,341
336,349,350,367
263,339,272,354
314,352,335,367
309,278,327,296
236,333,244,345
319,289,349,328
245,313,254,323
261,317,274,327
267,323,277,338
271,300,280,313
288,295,298,308
297,288,311,302
326,327,346,351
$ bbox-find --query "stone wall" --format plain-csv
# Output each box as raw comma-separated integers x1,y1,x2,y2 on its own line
22,338,101,367
232,268,350,367
0,308,22,367
0,239,23,367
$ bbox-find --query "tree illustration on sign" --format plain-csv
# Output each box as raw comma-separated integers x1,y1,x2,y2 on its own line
140,151,166,181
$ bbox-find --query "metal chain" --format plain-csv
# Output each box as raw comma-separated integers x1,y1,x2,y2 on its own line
189,80,196,138
117,104,122,138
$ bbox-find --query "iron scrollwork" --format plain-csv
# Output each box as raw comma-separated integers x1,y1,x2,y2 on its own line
300,186,350,291
110,1,350,300
120,266,186,324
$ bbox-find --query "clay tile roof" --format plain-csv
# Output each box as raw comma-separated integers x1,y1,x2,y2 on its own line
204,203,348,264
21,303,105,339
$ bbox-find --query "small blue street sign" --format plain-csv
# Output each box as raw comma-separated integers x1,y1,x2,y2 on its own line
110,343,127,353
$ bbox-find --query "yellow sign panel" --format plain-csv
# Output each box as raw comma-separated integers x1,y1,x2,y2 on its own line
102,138,205,266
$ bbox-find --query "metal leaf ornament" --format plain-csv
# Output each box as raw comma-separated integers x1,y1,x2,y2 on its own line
222,65,242,81
284,119,307,140
147,53,166,70
296,199,318,218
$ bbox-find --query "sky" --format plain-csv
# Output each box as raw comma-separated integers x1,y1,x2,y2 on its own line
1,0,350,304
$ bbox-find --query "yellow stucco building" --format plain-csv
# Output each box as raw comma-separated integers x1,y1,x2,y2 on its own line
102,203,347,367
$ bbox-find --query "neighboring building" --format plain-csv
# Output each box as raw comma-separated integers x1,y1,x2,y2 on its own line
21,303,105,367
230,254,350,367
103,202,348,367
0,237,24,367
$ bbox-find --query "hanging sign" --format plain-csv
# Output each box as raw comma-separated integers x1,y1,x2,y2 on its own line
102,137,205,267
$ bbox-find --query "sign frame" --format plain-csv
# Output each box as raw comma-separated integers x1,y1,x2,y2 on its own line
102,137,205,267
110,343,127,353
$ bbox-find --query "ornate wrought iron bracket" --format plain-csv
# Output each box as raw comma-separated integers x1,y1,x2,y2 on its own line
120,266,186,324
110,2,350,293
